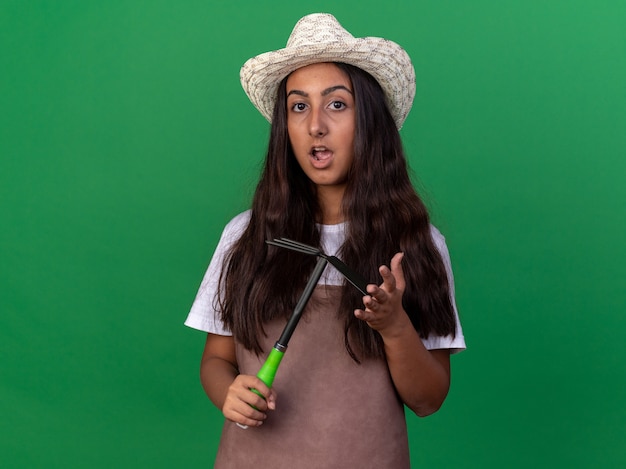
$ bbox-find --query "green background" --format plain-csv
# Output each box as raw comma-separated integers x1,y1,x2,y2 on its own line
1,1,625,467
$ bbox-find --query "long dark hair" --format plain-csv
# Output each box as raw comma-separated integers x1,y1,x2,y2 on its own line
218,63,456,360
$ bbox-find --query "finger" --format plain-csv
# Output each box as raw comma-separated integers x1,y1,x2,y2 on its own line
368,289,391,310
246,388,274,411
389,252,405,291
369,288,389,305
265,388,278,410
227,406,267,427
248,377,273,401
354,308,373,323
230,376,274,411
223,395,268,427
378,263,396,292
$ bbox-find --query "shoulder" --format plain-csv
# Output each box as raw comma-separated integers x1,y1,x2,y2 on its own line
209,210,252,259
428,224,454,270
428,224,448,253
223,210,251,237
218,210,251,244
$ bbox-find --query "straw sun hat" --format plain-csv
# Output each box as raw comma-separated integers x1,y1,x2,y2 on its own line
240,13,416,129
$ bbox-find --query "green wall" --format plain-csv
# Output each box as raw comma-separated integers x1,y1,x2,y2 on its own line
2,1,624,467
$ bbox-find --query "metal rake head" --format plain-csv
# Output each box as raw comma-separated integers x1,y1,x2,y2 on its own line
266,238,369,295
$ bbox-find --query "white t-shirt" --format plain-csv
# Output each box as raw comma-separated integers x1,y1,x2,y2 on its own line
185,210,466,353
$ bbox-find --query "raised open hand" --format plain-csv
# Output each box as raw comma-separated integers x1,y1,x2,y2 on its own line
354,252,407,334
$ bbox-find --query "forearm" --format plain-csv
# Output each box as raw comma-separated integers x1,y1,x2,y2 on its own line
381,314,450,417
200,356,240,410
355,254,452,417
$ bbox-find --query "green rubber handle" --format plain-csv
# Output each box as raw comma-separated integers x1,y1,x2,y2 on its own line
251,345,285,399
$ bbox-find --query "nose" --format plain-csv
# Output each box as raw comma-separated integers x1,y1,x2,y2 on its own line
308,107,327,137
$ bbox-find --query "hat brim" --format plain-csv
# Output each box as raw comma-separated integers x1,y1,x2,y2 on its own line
240,37,415,129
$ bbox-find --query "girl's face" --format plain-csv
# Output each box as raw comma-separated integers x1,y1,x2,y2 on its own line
286,63,356,195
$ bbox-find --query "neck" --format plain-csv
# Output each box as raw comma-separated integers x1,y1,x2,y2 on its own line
316,185,346,225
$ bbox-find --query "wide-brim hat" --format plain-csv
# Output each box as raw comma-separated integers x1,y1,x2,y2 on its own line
240,13,416,129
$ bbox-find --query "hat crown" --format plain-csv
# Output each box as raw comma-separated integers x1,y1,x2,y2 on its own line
286,13,354,48
240,13,415,129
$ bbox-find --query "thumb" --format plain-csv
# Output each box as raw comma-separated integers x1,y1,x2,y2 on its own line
390,252,406,291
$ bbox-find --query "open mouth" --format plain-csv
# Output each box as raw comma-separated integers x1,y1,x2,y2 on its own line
311,146,332,161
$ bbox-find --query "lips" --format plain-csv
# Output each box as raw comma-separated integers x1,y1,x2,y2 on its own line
311,146,333,163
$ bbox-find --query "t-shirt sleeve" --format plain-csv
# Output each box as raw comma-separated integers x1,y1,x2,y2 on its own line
184,211,251,335
420,226,466,354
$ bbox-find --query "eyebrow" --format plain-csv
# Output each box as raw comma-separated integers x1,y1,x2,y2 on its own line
287,85,353,98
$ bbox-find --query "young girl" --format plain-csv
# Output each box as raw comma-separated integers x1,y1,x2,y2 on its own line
186,13,465,468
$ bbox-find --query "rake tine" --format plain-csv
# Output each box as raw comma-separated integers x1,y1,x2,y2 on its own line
279,238,318,252
266,238,320,256
278,238,321,254
326,256,369,296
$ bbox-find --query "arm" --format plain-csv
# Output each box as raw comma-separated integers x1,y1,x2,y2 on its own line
354,253,451,417
200,333,276,427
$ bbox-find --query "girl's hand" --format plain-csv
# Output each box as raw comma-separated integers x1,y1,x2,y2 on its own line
354,252,407,335
222,374,277,427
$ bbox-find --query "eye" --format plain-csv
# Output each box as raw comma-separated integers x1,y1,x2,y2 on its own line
329,100,346,110
291,102,308,112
